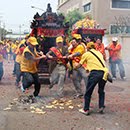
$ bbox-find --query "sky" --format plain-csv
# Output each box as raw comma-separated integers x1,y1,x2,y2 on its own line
0,0,58,33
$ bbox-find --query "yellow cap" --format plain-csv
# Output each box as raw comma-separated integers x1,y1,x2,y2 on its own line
27,37,38,46
87,42,95,48
56,36,63,43
0,41,4,44
25,34,30,39
15,40,19,43
20,39,26,44
73,34,82,39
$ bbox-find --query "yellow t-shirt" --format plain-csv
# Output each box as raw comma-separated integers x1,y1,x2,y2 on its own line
72,44,85,64
80,49,108,80
11,43,17,53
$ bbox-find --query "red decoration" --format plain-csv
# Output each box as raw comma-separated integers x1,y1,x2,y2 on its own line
37,28,65,37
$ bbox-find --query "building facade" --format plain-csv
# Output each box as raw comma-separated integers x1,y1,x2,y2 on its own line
58,0,130,34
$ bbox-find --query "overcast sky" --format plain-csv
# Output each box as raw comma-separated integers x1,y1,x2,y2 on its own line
0,0,58,33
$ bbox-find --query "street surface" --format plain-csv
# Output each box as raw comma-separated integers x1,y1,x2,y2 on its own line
0,60,130,130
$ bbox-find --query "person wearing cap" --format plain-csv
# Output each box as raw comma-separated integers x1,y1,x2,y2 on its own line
105,37,126,80
75,42,109,115
46,36,68,97
73,34,86,50
15,39,26,87
12,40,19,76
20,37,46,97
5,39,13,63
24,34,30,46
68,37,87,98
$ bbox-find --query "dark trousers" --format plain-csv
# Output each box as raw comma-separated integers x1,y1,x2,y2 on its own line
13,54,17,75
110,59,125,78
0,62,3,80
84,70,106,111
15,62,22,83
22,72,41,96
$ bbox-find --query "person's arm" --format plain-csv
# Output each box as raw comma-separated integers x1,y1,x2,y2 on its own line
68,45,84,59
46,51,54,59
24,52,46,61
68,52,81,59
105,45,112,51
75,52,88,69
112,44,121,51
99,44,105,54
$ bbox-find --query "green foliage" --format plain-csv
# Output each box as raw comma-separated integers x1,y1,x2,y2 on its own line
62,10,84,42
0,27,8,40
65,9,85,28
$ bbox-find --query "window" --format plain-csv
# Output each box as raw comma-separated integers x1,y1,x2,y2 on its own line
84,3,91,12
112,0,130,9
110,25,130,34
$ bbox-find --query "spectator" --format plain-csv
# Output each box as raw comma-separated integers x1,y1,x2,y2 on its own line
105,37,126,80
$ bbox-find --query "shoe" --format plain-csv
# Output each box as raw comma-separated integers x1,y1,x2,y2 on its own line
112,77,116,80
74,93,83,99
34,95,43,102
20,84,25,92
12,73,15,75
15,82,20,87
57,93,64,98
49,84,53,89
34,95,42,99
98,107,105,114
121,77,126,81
79,108,90,115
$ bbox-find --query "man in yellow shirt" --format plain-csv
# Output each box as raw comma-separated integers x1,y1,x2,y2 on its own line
76,42,108,115
68,37,87,98
15,39,26,87
20,37,46,97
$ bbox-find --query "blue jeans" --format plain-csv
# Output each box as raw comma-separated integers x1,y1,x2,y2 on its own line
110,59,125,78
0,62,3,80
84,70,106,110
15,62,22,83
22,72,41,96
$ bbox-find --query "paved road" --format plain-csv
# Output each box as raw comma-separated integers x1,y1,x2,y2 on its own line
0,60,130,130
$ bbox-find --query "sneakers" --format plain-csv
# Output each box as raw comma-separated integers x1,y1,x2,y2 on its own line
98,107,105,114
112,77,116,80
49,84,53,89
121,77,126,81
34,95,44,103
74,93,83,99
20,83,25,92
79,108,90,115
34,95,42,99
15,82,20,88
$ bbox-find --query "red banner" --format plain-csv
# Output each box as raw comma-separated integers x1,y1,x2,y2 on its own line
37,28,64,37
82,29,105,35
72,29,105,36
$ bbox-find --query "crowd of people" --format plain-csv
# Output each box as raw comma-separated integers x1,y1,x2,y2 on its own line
0,33,126,115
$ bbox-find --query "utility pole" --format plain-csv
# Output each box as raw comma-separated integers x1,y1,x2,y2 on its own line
0,20,1,40
31,6,45,11
19,24,22,40
0,14,3,40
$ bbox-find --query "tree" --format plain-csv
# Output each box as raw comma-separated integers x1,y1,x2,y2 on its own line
0,27,8,40
64,9,85,28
